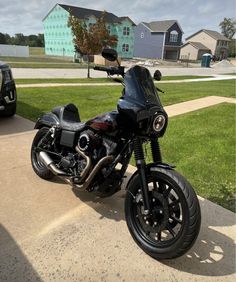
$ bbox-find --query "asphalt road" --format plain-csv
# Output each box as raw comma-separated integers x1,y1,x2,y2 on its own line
0,116,235,282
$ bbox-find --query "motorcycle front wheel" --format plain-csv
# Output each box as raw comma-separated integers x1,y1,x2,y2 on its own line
125,167,201,260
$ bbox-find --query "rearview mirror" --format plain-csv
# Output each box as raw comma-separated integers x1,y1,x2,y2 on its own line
153,70,162,81
102,48,118,62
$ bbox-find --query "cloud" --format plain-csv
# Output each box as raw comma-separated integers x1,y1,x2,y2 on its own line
0,0,235,38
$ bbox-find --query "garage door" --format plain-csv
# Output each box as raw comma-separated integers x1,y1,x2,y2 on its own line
165,50,178,60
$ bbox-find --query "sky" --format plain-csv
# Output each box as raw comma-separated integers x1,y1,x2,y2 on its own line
0,0,235,40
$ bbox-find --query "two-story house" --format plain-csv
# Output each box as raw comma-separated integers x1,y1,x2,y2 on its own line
43,4,136,58
180,29,230,60
133,20,183,60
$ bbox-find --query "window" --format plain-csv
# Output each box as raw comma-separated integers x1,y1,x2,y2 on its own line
122,43,129,52
123,27,130,36
107,25,111,34
170,30,178,42
141,32,144,39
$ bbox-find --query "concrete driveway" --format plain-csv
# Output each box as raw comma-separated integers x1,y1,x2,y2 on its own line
0,117,235,282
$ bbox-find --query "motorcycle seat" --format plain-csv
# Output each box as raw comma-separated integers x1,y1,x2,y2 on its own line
52,103,85,131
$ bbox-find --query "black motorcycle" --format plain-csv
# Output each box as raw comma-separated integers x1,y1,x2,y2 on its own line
31,48,201,260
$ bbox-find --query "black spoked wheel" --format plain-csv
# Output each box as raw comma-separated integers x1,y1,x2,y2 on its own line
125,167,201,260
31,127,54,180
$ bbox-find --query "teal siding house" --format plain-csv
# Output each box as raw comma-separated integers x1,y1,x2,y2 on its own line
43,4,136,58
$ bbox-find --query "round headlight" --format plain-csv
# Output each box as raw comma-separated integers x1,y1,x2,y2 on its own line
153,114,166,132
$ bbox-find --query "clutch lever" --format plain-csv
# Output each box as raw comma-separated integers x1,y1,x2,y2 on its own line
156,87,165,94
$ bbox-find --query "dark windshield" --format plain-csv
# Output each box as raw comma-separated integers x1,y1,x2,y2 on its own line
124,65,162,108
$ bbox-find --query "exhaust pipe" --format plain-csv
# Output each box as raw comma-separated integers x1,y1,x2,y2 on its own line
74,155,113,191
38,150,113,191
39,151,69,176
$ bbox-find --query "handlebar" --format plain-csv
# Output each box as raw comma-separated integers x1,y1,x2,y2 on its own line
94,65,125,76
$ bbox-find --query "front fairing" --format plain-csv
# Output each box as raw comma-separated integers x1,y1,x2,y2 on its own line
117,65,168,136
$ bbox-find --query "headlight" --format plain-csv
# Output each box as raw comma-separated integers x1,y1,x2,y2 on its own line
153,114,166,132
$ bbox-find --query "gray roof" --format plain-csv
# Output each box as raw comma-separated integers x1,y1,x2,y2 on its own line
186,41,211,50
59,4,120,23
142,20,182,32
56,4,136,25
186,29,230,41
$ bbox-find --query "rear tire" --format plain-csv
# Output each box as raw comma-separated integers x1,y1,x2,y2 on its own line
31,127,54,180
125,167,201,260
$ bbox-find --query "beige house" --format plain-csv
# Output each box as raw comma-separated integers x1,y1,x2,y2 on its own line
180,29,230,60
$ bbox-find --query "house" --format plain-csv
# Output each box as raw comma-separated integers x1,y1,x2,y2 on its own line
180,42,211,60
180,29,230,60
133,20,183,60
43,4,136,58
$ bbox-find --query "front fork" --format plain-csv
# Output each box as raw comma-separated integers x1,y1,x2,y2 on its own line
134,137,162,215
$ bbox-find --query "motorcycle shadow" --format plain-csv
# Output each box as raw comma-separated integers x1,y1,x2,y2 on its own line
72,184,235,277
72,188,126,222
163,224,235,276
52,170,235,277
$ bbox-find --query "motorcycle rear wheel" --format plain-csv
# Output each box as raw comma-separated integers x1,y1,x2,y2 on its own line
125,167,201,260
31,127,54,180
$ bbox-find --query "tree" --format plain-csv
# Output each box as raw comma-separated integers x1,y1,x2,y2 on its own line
219,17,236,39
0,33,7,44
229,39,236,57
68,12,117,78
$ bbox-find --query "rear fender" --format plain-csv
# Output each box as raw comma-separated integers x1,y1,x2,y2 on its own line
34,113,60,129
126,162,175,190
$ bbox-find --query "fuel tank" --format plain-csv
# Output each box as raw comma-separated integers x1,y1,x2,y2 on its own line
86,110,119,134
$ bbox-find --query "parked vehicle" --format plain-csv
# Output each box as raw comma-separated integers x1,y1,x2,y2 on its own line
0,61,17,117
31,48,201,260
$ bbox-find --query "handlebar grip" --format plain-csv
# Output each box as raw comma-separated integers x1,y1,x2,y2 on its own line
94,66,110,72
94,65,125,76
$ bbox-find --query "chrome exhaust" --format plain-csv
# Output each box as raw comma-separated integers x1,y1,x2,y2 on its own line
74,155,113,191
39,151,69,176
38,150,113,192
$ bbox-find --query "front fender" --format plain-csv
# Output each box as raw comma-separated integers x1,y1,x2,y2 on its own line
34,113,59,129
126,162,175,190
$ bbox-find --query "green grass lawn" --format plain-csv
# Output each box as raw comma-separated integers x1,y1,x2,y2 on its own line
157,104,235,212
7,62,87,69
15,75,213,85
16,80,235,122
0,56,72,63
15,78,112,84
29,47,45,56
0,54,88,68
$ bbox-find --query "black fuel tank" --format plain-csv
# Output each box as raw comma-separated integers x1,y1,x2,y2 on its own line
86,110,119,134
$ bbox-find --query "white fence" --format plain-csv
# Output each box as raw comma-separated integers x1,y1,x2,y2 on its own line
0,44,29,57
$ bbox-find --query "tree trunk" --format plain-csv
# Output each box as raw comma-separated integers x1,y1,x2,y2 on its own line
87,54,90,78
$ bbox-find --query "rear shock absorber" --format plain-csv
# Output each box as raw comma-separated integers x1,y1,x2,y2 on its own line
151,138,162,163
41,127,56,147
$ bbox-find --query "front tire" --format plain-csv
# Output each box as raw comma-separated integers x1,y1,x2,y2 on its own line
125,167,201,260
0,103,16,117
31,127,54,180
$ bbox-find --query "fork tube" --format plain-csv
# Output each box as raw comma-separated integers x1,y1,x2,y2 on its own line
151,138,162,163
133,137,150,214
